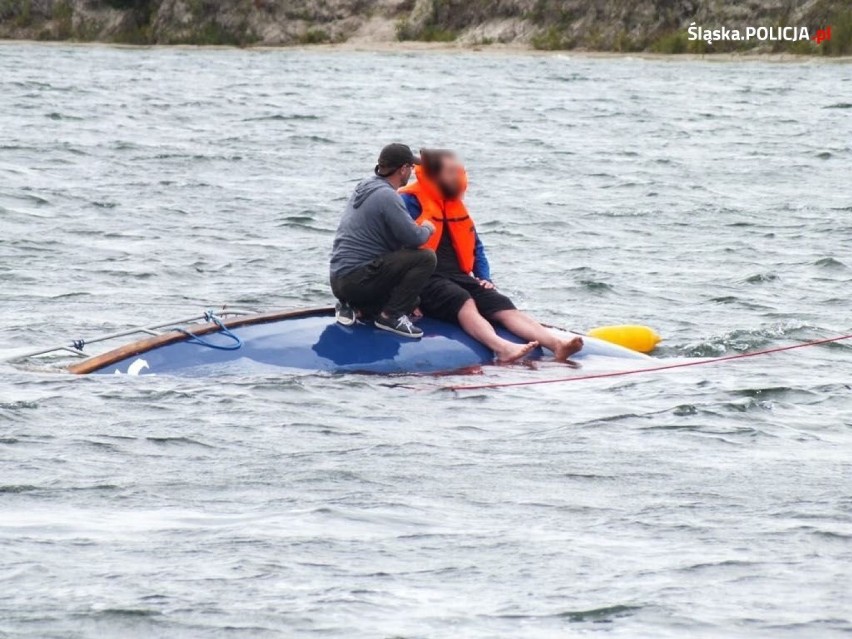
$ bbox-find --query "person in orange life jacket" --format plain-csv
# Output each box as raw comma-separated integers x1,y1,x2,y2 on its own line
400,150,583,363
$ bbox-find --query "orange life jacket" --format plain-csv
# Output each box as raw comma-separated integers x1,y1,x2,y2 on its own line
399,165,476,274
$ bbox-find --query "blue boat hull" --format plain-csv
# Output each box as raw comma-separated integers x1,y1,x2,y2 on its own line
84,309,650,376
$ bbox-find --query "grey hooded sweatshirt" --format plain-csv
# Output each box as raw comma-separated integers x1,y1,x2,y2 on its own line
330,175,433,279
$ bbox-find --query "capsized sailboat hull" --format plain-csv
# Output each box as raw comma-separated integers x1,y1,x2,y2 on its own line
70,308,650,376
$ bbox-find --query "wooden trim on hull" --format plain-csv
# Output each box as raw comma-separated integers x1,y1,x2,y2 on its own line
68,307,333,375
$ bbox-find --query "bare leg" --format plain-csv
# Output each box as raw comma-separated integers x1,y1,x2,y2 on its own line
457,300,538,363
491,309,583,363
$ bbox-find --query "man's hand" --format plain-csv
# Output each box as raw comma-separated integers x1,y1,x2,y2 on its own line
477,279,495,290
421,219,436,234
412,307,424,320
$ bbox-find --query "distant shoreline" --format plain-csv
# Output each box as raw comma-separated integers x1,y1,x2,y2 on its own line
2,38,851,63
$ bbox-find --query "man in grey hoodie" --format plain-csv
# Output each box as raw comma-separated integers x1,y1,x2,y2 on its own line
330,144,436,338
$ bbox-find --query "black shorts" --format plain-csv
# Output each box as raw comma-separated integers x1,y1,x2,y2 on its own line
419,272,516,324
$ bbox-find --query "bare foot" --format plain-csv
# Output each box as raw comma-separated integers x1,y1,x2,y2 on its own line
554,336,584,362
496,340,539,363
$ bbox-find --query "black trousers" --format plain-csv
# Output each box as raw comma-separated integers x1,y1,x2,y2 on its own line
331,249,436,316
420,272,517,324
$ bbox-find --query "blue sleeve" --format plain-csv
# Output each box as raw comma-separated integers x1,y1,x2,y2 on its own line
401,193,422,220
473,231,491,281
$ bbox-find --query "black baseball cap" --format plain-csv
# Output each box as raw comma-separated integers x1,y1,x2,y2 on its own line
375,143,421,177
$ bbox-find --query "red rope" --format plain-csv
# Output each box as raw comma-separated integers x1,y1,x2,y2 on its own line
445,333,852,392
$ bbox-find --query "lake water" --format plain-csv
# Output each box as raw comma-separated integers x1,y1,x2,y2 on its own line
1,43,851,638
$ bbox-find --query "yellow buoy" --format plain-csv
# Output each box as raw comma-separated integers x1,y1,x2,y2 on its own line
587,325,661,354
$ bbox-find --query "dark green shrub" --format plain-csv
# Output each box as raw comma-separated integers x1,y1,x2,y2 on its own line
298,28,330,44
52,0,73,39
531,26,573,50
650,31,688,53
820,9,852,55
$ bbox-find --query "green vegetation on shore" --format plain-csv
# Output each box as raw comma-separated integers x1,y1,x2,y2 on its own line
0,0,849,55
525,1,852,56
645,10,852,55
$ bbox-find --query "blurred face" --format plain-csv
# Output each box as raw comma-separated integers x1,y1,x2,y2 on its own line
400,163,413,185
436,155,463,198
